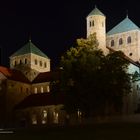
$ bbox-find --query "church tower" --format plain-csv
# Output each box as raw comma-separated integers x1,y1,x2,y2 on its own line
86,6,108,54
9,40,50,81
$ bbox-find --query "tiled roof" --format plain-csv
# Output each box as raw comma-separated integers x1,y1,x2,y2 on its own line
10,40,49,58
0,66,30,83
14,93,64,109
32,71,61,83
107,17,140,35
88,6,105,17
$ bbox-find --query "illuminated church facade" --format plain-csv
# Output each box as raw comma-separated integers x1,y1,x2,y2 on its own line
87,6,140,115
0,6,140,127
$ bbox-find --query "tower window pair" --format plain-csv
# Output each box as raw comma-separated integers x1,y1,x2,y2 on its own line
89,20,94,27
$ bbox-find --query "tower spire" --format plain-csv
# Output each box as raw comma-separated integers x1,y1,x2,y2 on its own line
126,10,128,18
29,34,31,42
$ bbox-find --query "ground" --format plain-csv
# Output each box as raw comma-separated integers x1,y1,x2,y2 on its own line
0,123,140,140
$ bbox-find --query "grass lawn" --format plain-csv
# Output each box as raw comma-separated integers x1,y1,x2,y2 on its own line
0,123,140,140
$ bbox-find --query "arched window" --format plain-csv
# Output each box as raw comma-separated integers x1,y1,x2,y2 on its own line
44,62,47,68
47,86,50,92
92,20,94,26
40,61,42,67
53,111,59,124
127,36,131,44
41,86,44,93
35,59,37,65
25,58,27,64
34,87,37,94
111,40,114,47
42,110,47,124
32,114,37,124
19,60,22,64
119,38,123,45
89,21,92,27
14,61,17,66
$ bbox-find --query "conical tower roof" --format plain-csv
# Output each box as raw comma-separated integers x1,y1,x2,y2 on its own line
88,6,105,17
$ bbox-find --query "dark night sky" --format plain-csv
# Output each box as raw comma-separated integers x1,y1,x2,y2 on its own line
0,0,139,69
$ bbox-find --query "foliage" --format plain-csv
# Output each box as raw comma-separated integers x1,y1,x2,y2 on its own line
60,33,132,116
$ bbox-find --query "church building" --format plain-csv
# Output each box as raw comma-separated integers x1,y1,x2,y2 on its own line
0,6,140,127
87,6,140,115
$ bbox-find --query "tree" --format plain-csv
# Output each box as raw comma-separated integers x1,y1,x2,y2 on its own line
60,33,132,117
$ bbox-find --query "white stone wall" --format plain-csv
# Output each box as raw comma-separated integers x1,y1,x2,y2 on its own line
10,53,50,73
107,30,140,62
87,15,108,54
30,53,50,72
10,54,31,69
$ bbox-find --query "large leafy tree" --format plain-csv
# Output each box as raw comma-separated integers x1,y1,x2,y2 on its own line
60,33,131,117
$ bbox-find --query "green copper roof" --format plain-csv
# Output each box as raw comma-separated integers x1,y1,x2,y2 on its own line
107,17,140,35
10,40,49,58
88,6,105,17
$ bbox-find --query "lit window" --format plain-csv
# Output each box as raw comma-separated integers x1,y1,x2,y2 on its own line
119,38,123,45
77,109,82,123
53,111,59,124
127,36,131,44
111,40,114,47
34,87,37,94
32,115,37,125
41,86,44,93
77,109,82,118
47,86,50,92
35,59,37,65
42,110,47,124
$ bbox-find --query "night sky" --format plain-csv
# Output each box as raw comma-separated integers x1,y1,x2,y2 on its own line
0,0,139,69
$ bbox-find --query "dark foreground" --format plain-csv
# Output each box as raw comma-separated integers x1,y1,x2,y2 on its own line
1,123,140,140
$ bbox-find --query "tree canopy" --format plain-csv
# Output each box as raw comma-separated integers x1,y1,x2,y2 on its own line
60,33,132,117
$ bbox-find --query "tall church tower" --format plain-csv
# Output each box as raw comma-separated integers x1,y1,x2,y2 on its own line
86,6,108,54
